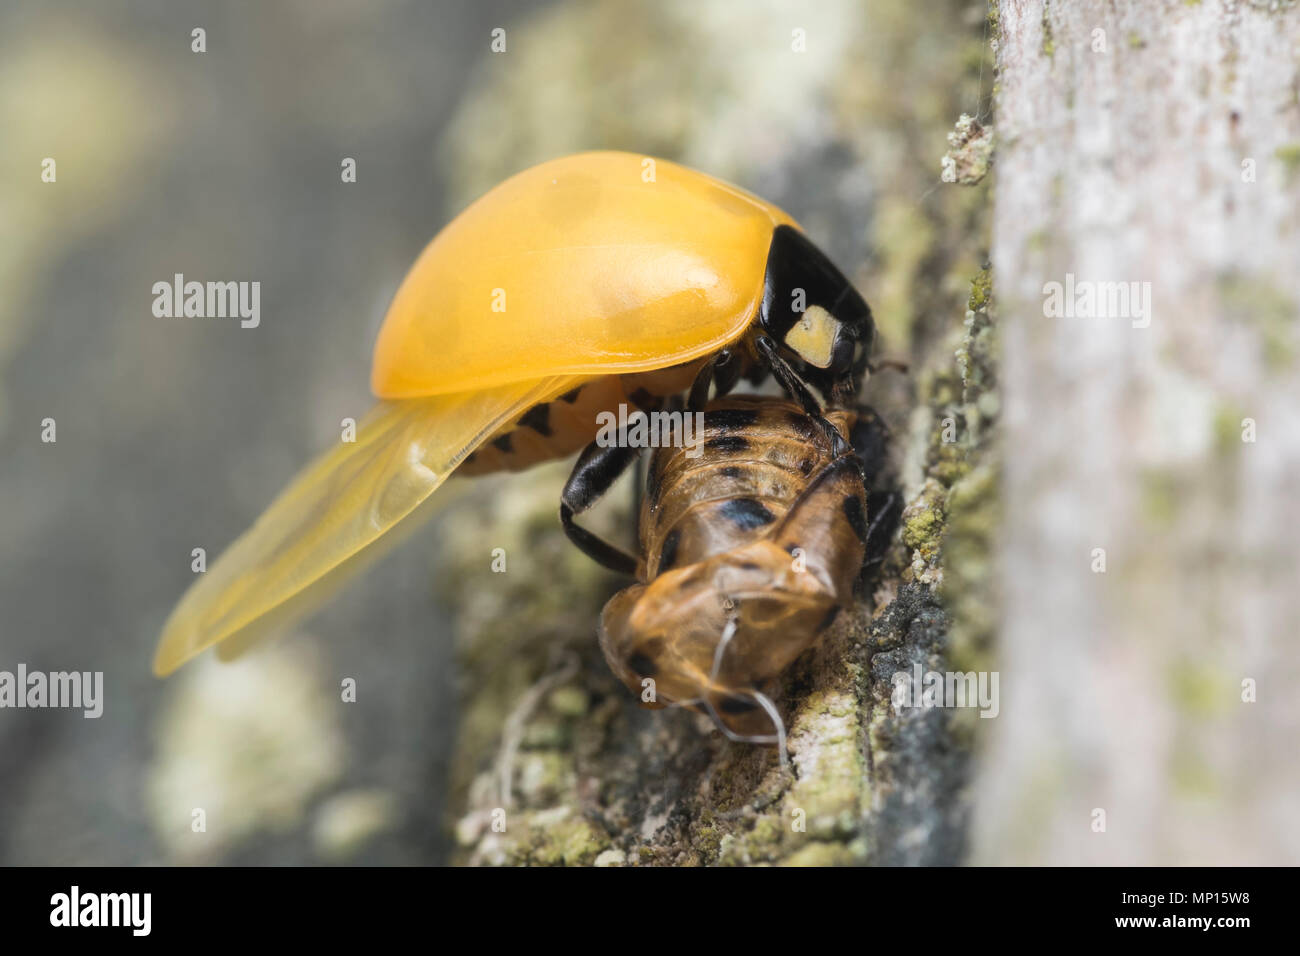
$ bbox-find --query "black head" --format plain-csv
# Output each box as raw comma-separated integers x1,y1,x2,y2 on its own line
758,225,875,403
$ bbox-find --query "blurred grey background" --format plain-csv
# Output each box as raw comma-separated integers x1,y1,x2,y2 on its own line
0,0,552,865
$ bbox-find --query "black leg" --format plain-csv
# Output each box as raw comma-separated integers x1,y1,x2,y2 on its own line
687,348,735,412
688,355,715,412
862,490,902,569
756,336,849,458
631,449,647,550
755,337,819,414
713,348,741,398
848,405,891,487
561,437,641,575
843,404,900,581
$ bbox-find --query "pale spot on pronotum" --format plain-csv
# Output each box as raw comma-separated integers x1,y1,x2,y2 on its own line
41,158,56,183
491,288,507,313
1241,417,1256,443
1091,808,1106,833
192,808,207,833
191,548,206,573
784,305,836,368
490,27,506,53
641,157,656,183
341,418,356,443
1091,27,1107,53
791,547,807,573
791,27,806,53
1241,158,1255,183
640,678,656,703
341,157,356,183
341,677,356,703
491,547,507,573
791,807,806,832
1091,547,1106,573
191,27,206,53
941,416,957,443
41,417,56,443
491,807,507,832
1241,678,1256,703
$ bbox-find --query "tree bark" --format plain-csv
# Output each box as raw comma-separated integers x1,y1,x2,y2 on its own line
972,0,1300,865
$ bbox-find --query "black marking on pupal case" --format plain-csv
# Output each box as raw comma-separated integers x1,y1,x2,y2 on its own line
704,407,760,432
705,435,750,454
719,498,777,530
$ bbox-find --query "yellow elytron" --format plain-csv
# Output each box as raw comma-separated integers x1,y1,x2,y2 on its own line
153,151,875,676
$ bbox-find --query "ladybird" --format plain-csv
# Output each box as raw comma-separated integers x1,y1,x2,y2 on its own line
564,394,891,756
153,151,874,676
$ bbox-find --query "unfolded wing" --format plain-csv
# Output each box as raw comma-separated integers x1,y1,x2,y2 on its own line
153,375,583,675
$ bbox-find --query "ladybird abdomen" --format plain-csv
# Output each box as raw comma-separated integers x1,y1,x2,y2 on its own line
457,362,704,477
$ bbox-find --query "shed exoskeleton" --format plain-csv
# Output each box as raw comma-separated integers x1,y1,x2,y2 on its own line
561,394,894,756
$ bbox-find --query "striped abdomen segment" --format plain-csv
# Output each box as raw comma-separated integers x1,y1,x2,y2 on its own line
456,362,705,477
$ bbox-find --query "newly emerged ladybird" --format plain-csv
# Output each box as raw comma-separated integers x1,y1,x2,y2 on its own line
153,151,875,676
566,394,893,755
